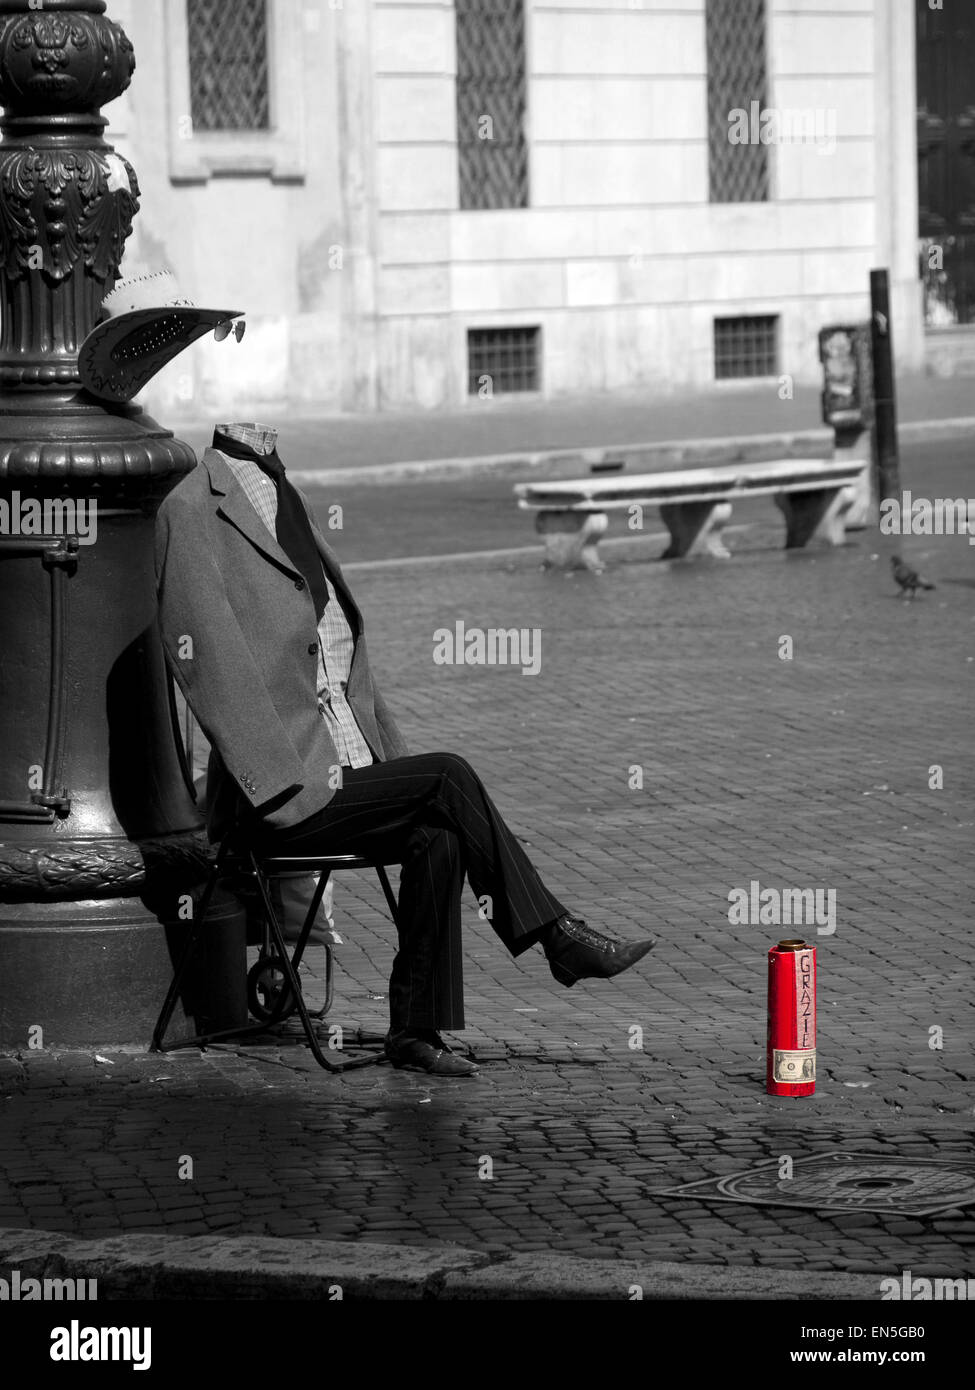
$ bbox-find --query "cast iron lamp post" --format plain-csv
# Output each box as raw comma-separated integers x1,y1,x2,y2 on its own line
0,0,225,1044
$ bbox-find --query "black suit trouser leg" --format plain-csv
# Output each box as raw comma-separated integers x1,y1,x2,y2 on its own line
390,825,465,1030
259,752,569,1031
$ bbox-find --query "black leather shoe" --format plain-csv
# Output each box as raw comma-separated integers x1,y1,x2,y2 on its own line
543,916,656,987
385,1029,479,1077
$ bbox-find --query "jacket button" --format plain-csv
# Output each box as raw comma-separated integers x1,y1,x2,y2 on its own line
295,579,305,591
307,642,317,655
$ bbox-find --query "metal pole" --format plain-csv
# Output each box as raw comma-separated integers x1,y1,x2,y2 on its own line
869,268,901,502
0,0,230,1046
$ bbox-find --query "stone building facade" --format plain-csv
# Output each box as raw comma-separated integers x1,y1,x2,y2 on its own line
106,0,932,418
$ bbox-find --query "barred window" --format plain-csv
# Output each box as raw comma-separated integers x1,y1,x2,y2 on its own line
706,0,769,203
468,327,540,395
455,0,529,210
714,316,778,379
187,0,270,133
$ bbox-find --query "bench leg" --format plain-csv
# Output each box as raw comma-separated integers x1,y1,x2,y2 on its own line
843,471,873,531
535,510,608,572
834,430,874,530
659,501,732,559
774,485,855,548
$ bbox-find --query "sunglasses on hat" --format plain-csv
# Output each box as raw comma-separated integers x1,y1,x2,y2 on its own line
214,319,246,343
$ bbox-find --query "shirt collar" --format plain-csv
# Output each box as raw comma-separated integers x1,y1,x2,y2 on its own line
214,420,278,457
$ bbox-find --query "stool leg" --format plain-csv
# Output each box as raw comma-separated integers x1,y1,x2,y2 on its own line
324,945,334,1016
271,868,332,1018
250,855,375,1072
288,868,331,975
375,865,400,925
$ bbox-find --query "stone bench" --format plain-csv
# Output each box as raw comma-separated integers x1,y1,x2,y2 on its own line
514,457,868,571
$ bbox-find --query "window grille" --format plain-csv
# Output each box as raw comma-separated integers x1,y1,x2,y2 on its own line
706,0,769,203
468,327,540,395
455,0,529,210
187,0,270,133
714,315,778,379
916,0,975,325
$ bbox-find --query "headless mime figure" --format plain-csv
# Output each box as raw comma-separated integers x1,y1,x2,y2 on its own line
155,421,655,1076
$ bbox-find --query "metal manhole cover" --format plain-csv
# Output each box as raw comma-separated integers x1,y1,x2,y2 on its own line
659,1151,975,1217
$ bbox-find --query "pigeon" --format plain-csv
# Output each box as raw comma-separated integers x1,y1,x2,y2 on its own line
891,555,935,598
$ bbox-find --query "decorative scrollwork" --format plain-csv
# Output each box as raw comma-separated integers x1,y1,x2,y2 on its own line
0,831,212,903
11,14,92,70
0,7,134,115
0,147,138,284
78,152,140,281
0,839,145,901
0,148,38,280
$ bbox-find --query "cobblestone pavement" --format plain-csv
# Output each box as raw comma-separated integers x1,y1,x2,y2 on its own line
1,441,973,1284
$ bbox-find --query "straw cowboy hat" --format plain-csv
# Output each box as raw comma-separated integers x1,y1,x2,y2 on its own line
78,270,244,404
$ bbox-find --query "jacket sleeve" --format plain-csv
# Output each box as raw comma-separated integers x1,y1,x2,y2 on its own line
155,496,305,819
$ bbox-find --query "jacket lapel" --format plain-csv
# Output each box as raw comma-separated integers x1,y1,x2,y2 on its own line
205,447,366,641
204,448,303,582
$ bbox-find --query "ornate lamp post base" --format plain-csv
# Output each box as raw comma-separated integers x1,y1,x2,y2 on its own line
0,2,242,1045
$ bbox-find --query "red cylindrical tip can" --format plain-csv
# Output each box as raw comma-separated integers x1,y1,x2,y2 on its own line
766,939,816,1096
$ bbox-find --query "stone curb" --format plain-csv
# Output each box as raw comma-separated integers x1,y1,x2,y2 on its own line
288,416,975,489
898,414,975,445
0,1227,884,1301
289,427,835,488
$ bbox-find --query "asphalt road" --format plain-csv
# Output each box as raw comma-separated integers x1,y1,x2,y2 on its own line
302,435,975,565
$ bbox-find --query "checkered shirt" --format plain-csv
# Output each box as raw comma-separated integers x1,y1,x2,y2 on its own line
215,423,373,769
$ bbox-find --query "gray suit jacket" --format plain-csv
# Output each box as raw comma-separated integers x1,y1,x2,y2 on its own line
154,448,409,839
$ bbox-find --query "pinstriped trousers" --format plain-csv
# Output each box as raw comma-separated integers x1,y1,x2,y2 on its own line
259,752,569,1031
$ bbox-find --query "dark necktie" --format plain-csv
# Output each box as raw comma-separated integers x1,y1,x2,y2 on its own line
213,429,329,621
